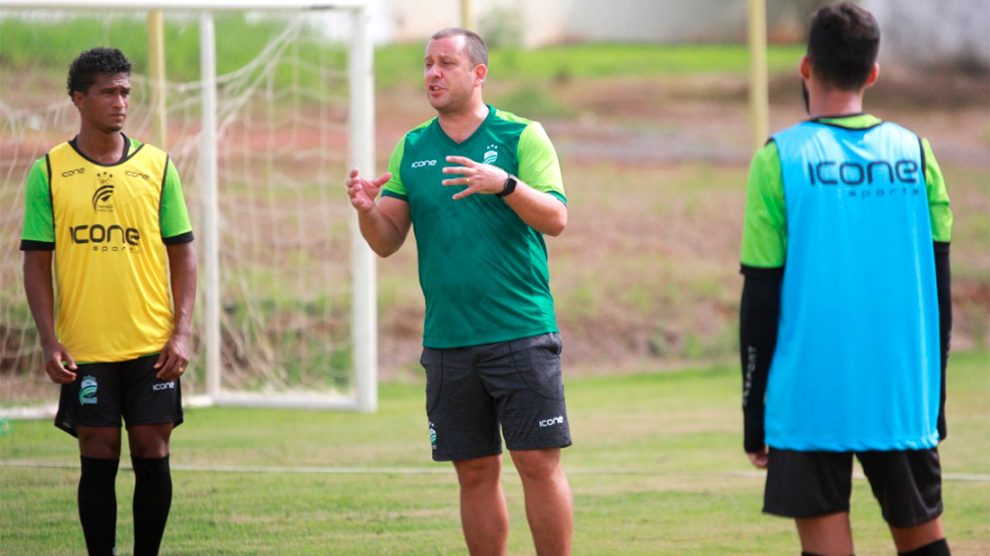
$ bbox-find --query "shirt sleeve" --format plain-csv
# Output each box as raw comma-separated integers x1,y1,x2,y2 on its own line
20,156,55,250
160,156,194,244
517,122,566,204
922,138,952,243
740,141,786,269
381,137,408,201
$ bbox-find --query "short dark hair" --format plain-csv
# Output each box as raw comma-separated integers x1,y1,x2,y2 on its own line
807,2,880,90
66,47,132,97
430,27,488,67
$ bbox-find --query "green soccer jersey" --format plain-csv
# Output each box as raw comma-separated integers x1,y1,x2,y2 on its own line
740,114,952,268
382,105,566,348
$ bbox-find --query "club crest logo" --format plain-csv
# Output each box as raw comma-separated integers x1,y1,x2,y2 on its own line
483,144,499,165
92,172,114,212
79,375,98,406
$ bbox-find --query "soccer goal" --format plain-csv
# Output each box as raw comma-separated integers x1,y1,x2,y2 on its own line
0,0,378,415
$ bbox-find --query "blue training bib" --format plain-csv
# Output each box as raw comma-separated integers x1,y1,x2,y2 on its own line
766,120,941,451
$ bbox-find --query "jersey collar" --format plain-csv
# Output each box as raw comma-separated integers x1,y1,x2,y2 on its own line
68,133,143,166
433,104,496,148
809,113,883,130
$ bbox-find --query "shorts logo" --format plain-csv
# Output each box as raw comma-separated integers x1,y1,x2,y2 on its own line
538,415,564,428
411,159,437,169
152,381,176,392
79,375,98,406
428,421,438,450
483,144,498,165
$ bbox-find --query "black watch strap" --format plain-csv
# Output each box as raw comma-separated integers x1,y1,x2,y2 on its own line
497,174,518,197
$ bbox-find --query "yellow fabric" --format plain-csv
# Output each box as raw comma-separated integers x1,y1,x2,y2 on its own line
48,141,173,362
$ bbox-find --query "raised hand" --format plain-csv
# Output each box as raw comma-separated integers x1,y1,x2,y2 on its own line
347,168,392,212
441,155,509,200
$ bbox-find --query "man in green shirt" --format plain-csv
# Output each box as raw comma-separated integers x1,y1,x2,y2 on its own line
347,28,572,555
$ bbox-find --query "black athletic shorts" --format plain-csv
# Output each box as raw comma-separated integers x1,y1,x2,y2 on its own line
421,333,572,461
764,448,944,528
55,354,184,438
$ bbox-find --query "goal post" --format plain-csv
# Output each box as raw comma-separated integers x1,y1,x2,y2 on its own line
0,0,377,414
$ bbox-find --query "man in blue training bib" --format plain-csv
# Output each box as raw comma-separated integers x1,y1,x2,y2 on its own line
738,3,953,555
346,28,572,555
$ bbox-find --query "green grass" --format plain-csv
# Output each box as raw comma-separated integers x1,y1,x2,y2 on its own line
0,13,804,90
376,42,805,89
2,352,987,555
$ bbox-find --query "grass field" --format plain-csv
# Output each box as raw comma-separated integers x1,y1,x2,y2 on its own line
2,351,987,555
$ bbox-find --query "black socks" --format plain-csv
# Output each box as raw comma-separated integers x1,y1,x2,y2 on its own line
131,455,173,556
900,538,951,556
79,456,120,556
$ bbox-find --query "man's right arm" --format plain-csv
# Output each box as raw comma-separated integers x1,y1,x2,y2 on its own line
738,141,787,465
347,138,412,257
357,194,411,257
23,251,77,382
21,157,76,382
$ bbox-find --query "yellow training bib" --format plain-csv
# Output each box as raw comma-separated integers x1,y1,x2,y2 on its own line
47,141,173,362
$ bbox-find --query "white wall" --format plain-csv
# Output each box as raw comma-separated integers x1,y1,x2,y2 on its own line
378,0,990,71
865,0,990,69
381,0,808,47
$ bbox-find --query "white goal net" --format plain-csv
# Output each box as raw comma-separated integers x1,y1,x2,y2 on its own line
0,1,376,415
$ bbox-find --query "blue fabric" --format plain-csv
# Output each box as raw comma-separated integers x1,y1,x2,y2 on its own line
766,121,941,451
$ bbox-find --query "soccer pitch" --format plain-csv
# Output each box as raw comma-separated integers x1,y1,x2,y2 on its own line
1,352,986,555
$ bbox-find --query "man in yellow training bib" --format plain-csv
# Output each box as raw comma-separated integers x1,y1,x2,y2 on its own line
21,47,196,556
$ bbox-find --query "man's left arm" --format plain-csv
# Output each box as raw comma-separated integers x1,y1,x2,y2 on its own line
922,137,953,440
156,157,197,380
158,242,196,380
442,122,567,236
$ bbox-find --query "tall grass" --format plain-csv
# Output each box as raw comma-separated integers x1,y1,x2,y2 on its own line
1,13,804,90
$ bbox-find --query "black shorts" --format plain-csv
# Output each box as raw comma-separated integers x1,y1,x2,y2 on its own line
421,333,572,461
55,354,184,438
764,448,943,528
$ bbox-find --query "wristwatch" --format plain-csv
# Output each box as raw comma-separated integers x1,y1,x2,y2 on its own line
497,174,518,197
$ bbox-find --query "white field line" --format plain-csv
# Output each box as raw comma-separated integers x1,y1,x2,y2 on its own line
1,460,988,482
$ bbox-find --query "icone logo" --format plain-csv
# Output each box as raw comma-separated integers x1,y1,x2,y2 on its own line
61,168,85,178
807,159,919,186
152,381,176,392
411,159,437,168
70,224,140,246
538,415,564,428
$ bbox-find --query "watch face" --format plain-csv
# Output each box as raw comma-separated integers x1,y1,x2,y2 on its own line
499,175,517,197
